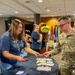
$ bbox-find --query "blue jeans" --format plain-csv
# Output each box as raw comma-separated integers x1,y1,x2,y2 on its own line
1,61,23,72
1,62,12,71
1,62,23,75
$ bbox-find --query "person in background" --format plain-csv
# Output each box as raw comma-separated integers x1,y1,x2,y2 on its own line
25,30,32,47
43,16,75,75
31,24,42,53
25,34,31,47
0,19,41,72
20,30,32,57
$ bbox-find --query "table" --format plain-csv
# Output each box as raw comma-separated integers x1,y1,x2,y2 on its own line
1,54,58,75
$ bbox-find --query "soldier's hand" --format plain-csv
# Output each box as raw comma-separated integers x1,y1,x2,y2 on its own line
43,52,50,57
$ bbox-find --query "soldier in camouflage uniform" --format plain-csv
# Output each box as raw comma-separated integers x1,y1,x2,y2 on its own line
43,16,75,75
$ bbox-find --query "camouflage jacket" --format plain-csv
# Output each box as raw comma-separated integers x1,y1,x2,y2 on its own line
50,28,75,63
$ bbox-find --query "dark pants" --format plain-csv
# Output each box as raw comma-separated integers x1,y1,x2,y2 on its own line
33,49,40,53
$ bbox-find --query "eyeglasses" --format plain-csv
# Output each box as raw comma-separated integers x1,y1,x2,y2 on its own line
59,22,68,27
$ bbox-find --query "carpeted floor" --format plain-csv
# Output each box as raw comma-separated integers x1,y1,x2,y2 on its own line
52,53,61,68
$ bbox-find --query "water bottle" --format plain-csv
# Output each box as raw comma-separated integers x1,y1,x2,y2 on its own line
46,43,48,51
19,52,24,58
20,49,28,58
46,31,50,51
48,31,50,41
54,26,58,42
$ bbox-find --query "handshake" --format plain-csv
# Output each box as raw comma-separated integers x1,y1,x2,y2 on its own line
35,51,51,57
21,51,51,62
22,51,51,61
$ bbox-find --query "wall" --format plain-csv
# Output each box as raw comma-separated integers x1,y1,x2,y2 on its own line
16,17,33,24
0,17,59,37
0,17,7,36
0,17,34,36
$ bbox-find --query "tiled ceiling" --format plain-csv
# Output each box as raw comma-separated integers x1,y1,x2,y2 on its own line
0,0,75,22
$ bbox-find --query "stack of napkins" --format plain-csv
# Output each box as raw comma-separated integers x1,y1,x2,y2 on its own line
36,58,54,71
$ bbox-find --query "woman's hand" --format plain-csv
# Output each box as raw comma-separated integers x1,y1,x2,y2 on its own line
16,56,26,62
37,34,42,43
39,34,42,37
34,52,41,57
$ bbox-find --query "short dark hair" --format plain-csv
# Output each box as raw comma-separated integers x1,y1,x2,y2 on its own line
58,16,71,22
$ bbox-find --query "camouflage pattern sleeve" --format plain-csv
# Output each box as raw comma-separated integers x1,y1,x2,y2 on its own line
49,32,67,56
49,43,61,56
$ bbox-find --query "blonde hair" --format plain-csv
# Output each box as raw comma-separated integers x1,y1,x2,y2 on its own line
8,19,25,40
33,24,38,30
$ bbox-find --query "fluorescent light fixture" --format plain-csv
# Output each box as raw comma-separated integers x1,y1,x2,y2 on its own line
0,13,3,15
47,9,50,11
38,0,43,2
15,11,18,13
27,16,29,18
74,14,75,16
